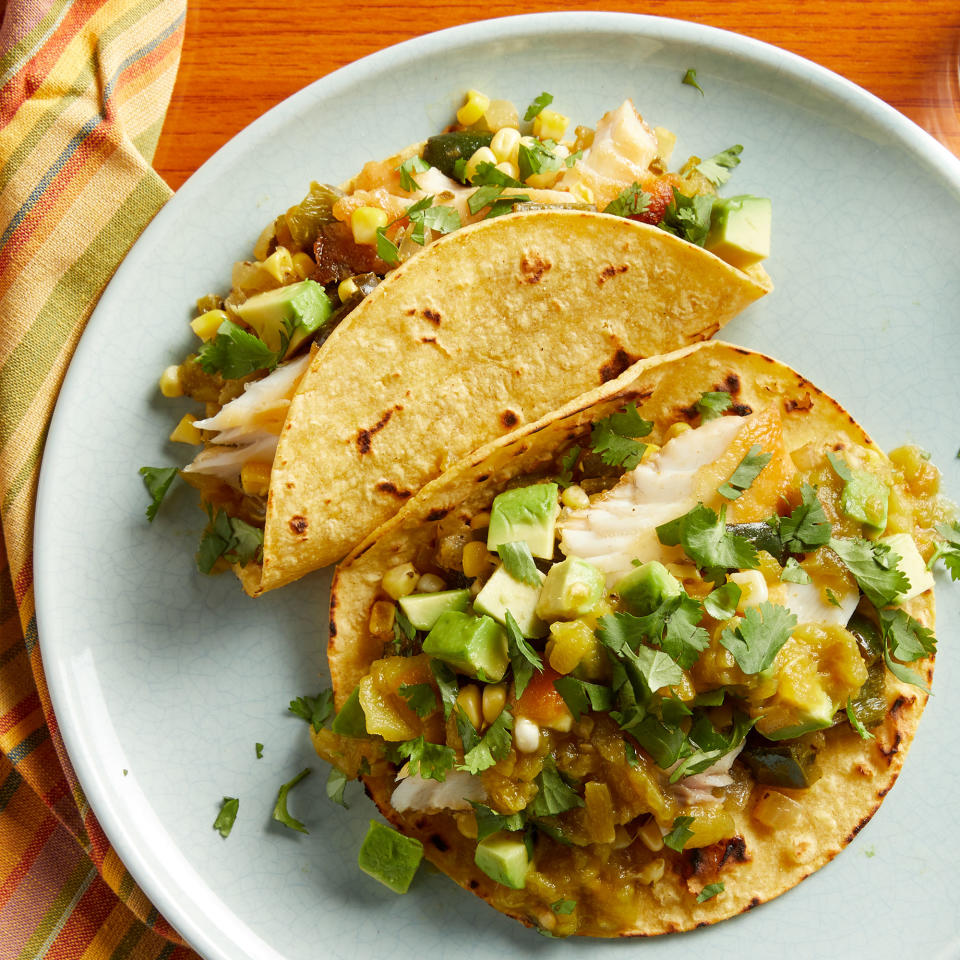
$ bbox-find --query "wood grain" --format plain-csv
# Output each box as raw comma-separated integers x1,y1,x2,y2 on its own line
153,0,960,188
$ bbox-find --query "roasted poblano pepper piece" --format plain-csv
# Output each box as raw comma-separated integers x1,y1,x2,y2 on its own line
725,522,787,564
741,739,822,789
422,132,494,182
846,659,887,730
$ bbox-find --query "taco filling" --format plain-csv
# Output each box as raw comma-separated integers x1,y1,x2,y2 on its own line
317,342,951,937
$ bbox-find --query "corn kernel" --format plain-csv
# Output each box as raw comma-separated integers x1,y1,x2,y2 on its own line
729,569,769,612
561,485,589,510
653,126,677,162
456,684,482,729
416,573,446,593
464,146,497,182
637,818,664,852
158,365,183,398
456,89,490,127
469,511,491,531
462,540,494,579
495,161,519,181
261,246,294,284
637,858,665,885
368,600,397,637
490,127,522,164
292,251,315,279
350,206,388,245
664,421,692,442
338,277,359,302
455,810,478,839
190,309,228,342
381,562,419,600
524,168,561,190
240,460,272,496
169,414,202,445
482,683,506,725
641,443,660,464
533,109,569,142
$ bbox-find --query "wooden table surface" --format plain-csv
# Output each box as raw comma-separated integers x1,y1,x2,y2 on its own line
153,0,960,189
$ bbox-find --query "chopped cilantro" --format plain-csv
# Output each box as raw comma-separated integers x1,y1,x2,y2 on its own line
139,466,178,522
695,391,732,421
288,689,334,732
657,503,758,579
878,607,936,691
703,581,741,620
429,659,459,720
196,319,278,378
468,184,505,215
255,742,264,759
696,145,742,187
697,882,725,902
551,899,577,915
717,445,772,500
397,155,430,192
657,189,714,246
829,536,908,609
845,699,875,740
603,183,652,218
624,739,639,766
455,705,480,754
780,558,811,584
213,797,239,838
564,150,583,168
375,227,400,265
524,91,554,121
927,521,960,579
505,610,543,698
825,588,841,607
518,139,563,182
552,676,614,721
458,708,514,775
497,542,541,587
485,195,531,218
663,815,695,851
779,483,832,553
682,68,705,95
397,736,456,782
399,682,438,718
554,445,581,489
417,201,461,236
390,604,417,656
272,768,311,833
470,802,525,841
470,161,524,188
596,613,687,688
719,602,797,674
668,710,754,782
590,402,653,469
326,767,349,807
196,509,264,573
529,759,584,817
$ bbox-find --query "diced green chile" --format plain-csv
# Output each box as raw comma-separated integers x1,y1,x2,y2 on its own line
422,132,494,181
740,739,823,789
846,614,883,665
725,522,787,564
846,659,887,730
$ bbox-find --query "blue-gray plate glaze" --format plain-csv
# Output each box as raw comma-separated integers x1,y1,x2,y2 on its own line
35,13,960,960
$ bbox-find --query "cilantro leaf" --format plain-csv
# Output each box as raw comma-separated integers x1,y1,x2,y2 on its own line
497,542,542,587
405,195,461,240
470,801,525,841
846,699,875,740
485,195,530,218
780,557,812,584
657,503,758,578
564,150,583,168
622,713,687,768
825,588,841,608
397,736,456,782
682,68,705,95
878,607,936,691
663,815,695,851
455,705,480,754
590,403,653,468
695,391,732,421
529,759,583,817
928,521,960,580
139,466,178,522
375,226,400,265
829,537,908,608
197,509,264,572
697,882,725,902
551,899,576,915
717,445,772,500
272,768,311,833
255,742,264,758
658,189,714,246
505,610,543,698
458,708,514,775
288,689,334,732
326,767,349,807
552,676,614,721
470,161,524,188
518,139,563,182
696,145,742,187
524,91,554,121
468,184,505,215
603,183,652,218
399,683,439,718
780,483,832,553
554,444,581,489
719,602,797,674
196,319,278,378
397,155,430,192
429,659,459,720
703,582,741,620
596,613,686,689
669,710,754,781
213,797,239,838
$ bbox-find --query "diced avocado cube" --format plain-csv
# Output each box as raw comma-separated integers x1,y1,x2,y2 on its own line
474,564,547,639
615,561,682,615
235,279,332,353
331,686,367,737
880,533,935,602
487,483,559,560
474,831,529,889
399,589,471,631
536,558,605,621
840,470,889,532
422,611,509,681
357,820,423,894
704,195,771,270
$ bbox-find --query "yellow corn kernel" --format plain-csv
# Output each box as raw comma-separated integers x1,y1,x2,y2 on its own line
569,182,594,205
469,511,491,531
456,684,482,729
368,600,397,637
641,443,660,464
561,485,589,510
382,562,419,600
415,573,446,593
664,421,692,442
158,365,183,398
490,127,522,164
190,308,228,342
482,99,519,132
637,858,665,885
637,818,664,852
653,126,677,162
482,683,506,725
729,570,769,612
462,540,494,579
240,460,272,496
456,89,490,127
292,251,315,279
464,146,497,183
169,414,202,445
455,811,478,839
524,168,562,190
495,161,519,181
533,108,569,142
262,246,295,283
338,277,359,302
350,206,388,245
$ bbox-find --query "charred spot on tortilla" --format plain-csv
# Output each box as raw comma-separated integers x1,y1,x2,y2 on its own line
476,474,489,483
519,252,551,284
845,814,874,843
600,348,640,383
421,337,437,344
731,402,753,416
356,408,396,454
784,393,814,414
430,834,450,852
681,836,749,883
289,515,308,535
597,263,629,285
422,307,441,325
879,731,903,760
328,617,337,638
426,507,449,522
500,410,520,429
376,481,412,499
889,695,913,717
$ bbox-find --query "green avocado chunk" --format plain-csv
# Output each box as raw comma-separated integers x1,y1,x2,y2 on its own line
474,565,547,639
615,561,682,615
704,195,771,270
841,470,889,532
398,589,471,631
474,831,530,889
330,686,367,737
422,611,509,681
536,558,605,621
357,821,424,894
487,484,559,560
234,279,332,354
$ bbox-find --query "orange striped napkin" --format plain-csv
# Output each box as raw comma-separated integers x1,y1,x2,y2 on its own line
0,1,199,955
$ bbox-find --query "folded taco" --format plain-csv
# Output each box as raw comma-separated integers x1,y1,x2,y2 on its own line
317,340,947,937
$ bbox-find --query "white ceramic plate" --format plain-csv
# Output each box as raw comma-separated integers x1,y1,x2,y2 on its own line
35,13,960,960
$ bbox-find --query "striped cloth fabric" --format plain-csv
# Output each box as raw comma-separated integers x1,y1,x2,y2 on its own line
0,1,199,956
